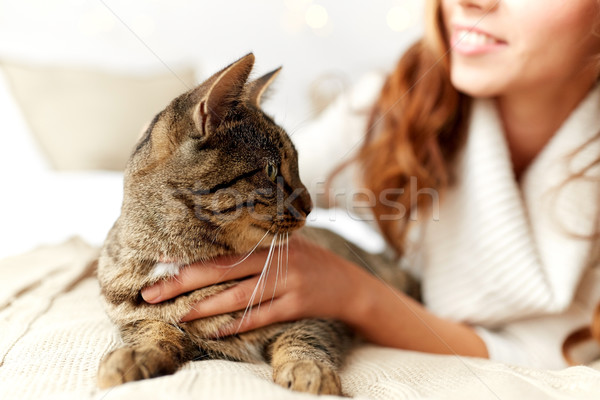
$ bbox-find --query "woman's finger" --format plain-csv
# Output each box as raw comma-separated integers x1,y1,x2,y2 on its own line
213,299,289,337
142,250,274,303
180,271,287,322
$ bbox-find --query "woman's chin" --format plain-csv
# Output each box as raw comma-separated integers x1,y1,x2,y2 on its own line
453,83,501,99
450,71,506,99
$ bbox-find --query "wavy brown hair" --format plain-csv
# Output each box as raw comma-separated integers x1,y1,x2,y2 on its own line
330,1,470,255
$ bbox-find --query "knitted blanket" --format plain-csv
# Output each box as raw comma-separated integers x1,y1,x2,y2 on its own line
1,238,599,400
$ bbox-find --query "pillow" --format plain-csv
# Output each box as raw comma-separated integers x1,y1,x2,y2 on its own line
1,61,196,170
0,68,50,174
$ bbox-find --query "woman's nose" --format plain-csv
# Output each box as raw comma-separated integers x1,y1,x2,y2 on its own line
458,0,500,12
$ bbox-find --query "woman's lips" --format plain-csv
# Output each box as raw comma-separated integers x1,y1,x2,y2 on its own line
450,25,508,55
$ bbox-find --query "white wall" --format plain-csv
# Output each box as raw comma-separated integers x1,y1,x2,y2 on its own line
0,0,424,130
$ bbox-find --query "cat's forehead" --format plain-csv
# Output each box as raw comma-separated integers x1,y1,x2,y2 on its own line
216,107,293,157
136,92,296,167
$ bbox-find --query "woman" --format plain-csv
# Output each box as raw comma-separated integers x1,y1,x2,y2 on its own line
141,0,600,368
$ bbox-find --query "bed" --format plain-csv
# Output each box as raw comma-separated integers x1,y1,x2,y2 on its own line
1,56,600,400
2,237,600,400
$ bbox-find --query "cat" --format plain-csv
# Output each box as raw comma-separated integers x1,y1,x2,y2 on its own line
96,53,416,395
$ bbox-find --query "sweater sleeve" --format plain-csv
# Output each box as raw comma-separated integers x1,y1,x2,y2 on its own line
473,267,600,369
473,307,586,370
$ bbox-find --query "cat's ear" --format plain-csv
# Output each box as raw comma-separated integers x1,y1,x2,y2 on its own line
247,67,282,108
193,53,255,136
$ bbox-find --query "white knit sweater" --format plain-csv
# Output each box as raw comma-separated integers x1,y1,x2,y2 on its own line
293,74,600,370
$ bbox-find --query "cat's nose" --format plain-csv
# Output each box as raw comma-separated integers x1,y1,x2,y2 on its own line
292,187,313,218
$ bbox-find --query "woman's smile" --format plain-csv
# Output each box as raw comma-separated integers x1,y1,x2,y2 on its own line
450,24,508,55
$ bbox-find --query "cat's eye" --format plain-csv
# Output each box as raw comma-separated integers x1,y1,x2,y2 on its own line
265,162,278,182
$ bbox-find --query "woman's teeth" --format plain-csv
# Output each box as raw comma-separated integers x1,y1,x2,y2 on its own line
457,29,500,45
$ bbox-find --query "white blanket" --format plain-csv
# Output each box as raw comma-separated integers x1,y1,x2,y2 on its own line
1,238,599,400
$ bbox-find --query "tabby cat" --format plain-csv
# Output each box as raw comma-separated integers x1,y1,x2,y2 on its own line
97,53,414,395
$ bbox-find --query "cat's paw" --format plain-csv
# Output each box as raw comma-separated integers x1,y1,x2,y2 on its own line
273,359,342,395
97,347,177,389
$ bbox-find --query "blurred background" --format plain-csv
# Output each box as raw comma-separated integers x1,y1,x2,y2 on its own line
0,0,424,258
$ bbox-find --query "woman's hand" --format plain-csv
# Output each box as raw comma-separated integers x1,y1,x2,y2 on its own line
141,234,376,336
141,233,488,357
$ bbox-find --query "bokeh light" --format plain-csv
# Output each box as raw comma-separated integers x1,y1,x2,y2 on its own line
386,4,416,32
305,4,328,30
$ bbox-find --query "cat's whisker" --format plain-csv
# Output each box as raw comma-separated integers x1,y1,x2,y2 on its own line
285,231,290,288
210,225,225,247
257,231,278,313
217,228,271,269
172,274,183,285
238,240,274,330
213,226,276,283
189,303,201,316
243,231,277,311
268,234,283,311
237,232,278,332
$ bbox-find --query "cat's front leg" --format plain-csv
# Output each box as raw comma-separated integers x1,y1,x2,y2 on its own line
97,320,198,389
267,319,353,395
